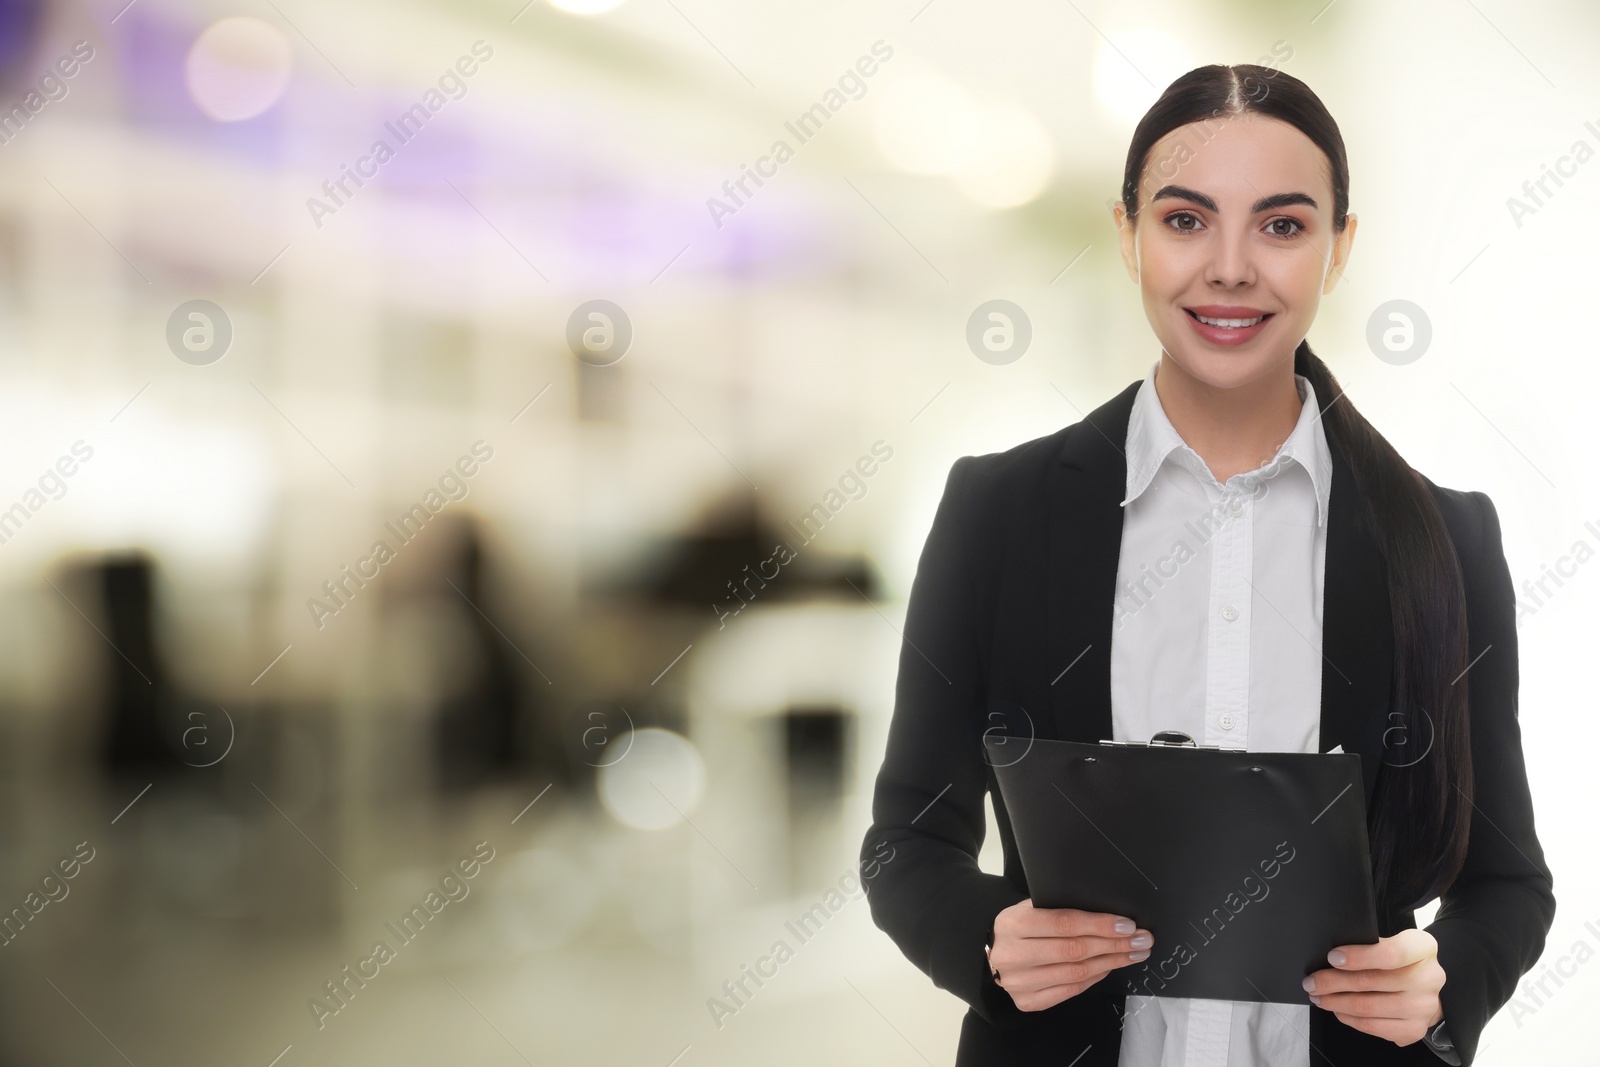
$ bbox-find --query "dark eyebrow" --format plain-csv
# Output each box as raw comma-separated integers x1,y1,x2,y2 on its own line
1251,191,1318,213
1151,185,1218,212
1151,185,1318,214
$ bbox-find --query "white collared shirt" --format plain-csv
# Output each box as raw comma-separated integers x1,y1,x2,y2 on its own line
1111,358,1331,1067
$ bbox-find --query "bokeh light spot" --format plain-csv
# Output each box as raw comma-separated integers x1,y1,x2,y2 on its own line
185,16,293,122
597,727,706,830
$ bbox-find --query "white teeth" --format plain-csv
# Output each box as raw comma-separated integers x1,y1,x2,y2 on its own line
1195,313,1264,328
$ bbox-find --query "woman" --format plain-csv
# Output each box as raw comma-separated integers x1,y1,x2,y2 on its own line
859,64,1555,1067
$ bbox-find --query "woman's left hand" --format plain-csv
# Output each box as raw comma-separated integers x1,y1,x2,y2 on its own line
1302,928,1446,1047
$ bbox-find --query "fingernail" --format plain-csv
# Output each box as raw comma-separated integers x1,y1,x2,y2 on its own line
1301,976,1316,992
1327,949,1347,966
1130,934,1152,949
1309,994,1322,1007
1114,919,1135,934
1128,950,1151,962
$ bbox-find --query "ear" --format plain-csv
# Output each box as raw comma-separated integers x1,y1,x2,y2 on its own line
1113,201,1140,284
1322,213,1357,295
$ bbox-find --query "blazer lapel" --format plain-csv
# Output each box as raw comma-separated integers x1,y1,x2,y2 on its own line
1045,377,1392,813
1047,381,1139,747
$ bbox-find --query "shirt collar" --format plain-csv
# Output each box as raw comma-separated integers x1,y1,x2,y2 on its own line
1120,358,1333,528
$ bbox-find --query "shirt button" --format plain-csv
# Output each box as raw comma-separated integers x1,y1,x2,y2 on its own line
1221,604,1239,621
1228,496,1245,516
1219,712,1237,730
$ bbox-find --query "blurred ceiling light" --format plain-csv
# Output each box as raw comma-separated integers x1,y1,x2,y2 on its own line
71,417,276,565
953,104,1054,208
877,74,1054,209
875,73,980,175
597,727,706,830
184,16,292,122
1091,28,1191,128
547,0,629,14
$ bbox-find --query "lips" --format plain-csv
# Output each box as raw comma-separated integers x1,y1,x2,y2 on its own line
1182,305,1274,346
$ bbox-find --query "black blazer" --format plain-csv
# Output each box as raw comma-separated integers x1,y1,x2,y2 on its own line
860,378,1555,1066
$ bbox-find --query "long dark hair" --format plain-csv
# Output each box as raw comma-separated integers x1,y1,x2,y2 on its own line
1119,64,1472,919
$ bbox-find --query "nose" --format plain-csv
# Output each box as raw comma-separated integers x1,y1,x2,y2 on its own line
1204,226,1256,288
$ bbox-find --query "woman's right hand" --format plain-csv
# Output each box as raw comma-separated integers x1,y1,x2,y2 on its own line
986,899,1154,1012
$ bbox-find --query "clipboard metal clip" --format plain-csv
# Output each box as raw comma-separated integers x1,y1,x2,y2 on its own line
1098,729,1245,752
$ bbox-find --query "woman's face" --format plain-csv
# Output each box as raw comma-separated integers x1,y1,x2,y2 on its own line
1113,112,1357,390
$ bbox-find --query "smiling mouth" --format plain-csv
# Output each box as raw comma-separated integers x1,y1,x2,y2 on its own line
1185,309,1273,328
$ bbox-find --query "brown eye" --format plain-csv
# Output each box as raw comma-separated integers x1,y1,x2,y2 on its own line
1165,212,1201,232
1266,217,1305,238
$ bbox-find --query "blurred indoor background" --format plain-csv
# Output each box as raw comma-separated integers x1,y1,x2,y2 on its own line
0,0,1593,1063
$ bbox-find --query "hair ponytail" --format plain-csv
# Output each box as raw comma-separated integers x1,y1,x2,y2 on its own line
1121,66,1474,917
1293,339,1473,916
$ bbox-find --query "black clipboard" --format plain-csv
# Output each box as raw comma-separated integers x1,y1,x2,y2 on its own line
984,730,1380,1003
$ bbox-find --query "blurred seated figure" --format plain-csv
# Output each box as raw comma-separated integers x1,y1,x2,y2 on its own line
95,552,186,780
432,522,524,792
